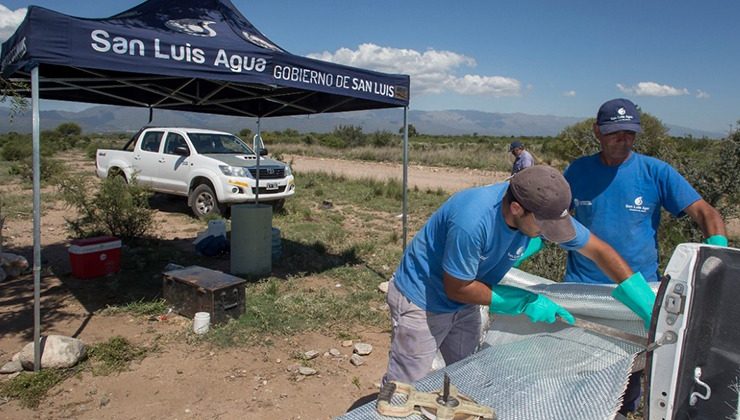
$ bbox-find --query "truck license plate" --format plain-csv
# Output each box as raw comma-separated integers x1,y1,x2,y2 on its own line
266,182,278,190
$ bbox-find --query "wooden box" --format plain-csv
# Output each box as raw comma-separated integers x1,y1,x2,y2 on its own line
163,266,246,325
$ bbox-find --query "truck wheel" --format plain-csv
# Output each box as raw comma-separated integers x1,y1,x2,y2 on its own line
270,199,286,212
190,184,221,218
107,168,127,183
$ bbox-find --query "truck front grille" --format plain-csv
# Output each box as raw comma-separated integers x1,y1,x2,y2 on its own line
248,167,285,179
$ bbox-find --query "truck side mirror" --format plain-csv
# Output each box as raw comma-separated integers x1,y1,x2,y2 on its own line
174,146,190,156
259,148,268,156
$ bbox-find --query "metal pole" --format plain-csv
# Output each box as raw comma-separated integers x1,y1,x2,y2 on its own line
254,118,261,205
402,107,409,249
31,66,41,371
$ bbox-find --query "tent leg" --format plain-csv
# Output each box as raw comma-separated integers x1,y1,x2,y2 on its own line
402,107,409,250
31,66,42,371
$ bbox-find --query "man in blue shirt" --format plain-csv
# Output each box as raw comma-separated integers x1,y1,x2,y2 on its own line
563,98,727,414
510,141,534,174
564,99,726,284
383,165,656,385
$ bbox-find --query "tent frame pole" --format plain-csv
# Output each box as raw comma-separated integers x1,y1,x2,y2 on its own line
31,66,42,371
402,106,409,249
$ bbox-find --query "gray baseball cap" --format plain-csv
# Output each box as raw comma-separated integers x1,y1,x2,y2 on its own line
509,165,575,243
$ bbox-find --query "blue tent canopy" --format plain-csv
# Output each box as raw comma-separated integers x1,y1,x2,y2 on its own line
1,0,410,117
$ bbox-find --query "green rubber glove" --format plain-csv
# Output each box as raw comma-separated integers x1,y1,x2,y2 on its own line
704,235,728,247
513,237,544,268
611,272,656,329
489,285,575,324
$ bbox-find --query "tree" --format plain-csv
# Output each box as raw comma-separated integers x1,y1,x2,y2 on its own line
1,76,29,121
238,128,253,140
333,125,364,147
56,122,82,137
399,124,418,137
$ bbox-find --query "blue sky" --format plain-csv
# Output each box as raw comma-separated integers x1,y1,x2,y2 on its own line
1,0,738,134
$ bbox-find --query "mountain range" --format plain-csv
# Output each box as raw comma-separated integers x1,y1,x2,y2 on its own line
0,105,724,138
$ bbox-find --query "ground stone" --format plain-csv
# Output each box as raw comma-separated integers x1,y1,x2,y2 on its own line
0,359,22,374
350,354,365,366
353,343,373,356
298,367,317,376
303,350,319,360
19,335,87,370
377,281,389,293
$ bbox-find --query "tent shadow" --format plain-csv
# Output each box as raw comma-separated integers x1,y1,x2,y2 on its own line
0,235,364,341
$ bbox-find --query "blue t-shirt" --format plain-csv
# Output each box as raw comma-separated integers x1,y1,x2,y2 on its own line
393,183,590,313
563,152,701,284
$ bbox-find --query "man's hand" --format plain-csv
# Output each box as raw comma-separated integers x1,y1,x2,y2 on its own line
611,272,656,329
704,235,728,247
490,285,575,324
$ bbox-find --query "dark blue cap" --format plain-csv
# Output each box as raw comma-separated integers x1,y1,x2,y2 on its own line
509,141,524,151
596,98,642,134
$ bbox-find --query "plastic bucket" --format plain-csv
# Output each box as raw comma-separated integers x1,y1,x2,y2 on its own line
193,312,211,334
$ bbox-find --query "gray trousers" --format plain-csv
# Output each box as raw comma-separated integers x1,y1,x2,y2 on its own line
383,278,481,384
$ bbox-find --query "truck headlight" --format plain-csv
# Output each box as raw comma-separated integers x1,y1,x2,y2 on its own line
219,165,250,178
284,165,292,177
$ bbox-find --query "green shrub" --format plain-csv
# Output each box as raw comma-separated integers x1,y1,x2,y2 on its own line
1,135,33,161
8,156,67,183
58,175,156,241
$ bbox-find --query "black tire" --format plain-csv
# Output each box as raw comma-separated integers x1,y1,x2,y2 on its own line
107,168,128,183
190,184,221,218
270,199,285,212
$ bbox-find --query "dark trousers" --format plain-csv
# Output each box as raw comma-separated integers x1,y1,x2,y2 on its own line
619,371,642,414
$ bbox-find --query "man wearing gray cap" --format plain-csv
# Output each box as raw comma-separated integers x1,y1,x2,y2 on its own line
382,165,655,385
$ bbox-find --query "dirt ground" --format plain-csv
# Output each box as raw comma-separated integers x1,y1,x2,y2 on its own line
0,155,508,419
0,154,736,419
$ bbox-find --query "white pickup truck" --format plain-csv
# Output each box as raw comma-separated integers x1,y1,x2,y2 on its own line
95,127,295,217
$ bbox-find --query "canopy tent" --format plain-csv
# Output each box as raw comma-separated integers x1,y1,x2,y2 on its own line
0,0,411,370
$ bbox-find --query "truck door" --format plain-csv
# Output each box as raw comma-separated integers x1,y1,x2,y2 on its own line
132,130,164,186
156,131,193,194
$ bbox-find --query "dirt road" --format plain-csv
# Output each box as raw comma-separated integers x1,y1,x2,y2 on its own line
285,155,510,192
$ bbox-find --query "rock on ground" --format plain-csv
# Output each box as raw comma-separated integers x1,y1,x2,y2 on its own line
19,335,87,370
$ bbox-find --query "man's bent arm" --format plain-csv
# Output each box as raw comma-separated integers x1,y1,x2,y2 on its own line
443,272,492,305
576,234,634,284
683,199,727,238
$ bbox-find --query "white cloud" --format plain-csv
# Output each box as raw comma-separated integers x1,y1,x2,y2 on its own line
617,82,689,97
563,90,576,97
0,4,26,43
308,43,521,97
696,89,710,99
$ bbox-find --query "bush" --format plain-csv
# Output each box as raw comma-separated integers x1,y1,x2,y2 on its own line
8,156,67,183
1,135,33,161
58,175,156,241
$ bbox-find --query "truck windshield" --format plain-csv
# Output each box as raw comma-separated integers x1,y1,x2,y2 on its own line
188,133,254,155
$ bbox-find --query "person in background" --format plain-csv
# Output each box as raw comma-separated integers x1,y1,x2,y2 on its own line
509,141,534,174
564,98,727,415
382,165,655,386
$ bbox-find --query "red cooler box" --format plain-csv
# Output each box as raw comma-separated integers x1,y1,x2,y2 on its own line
68,236,122,279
